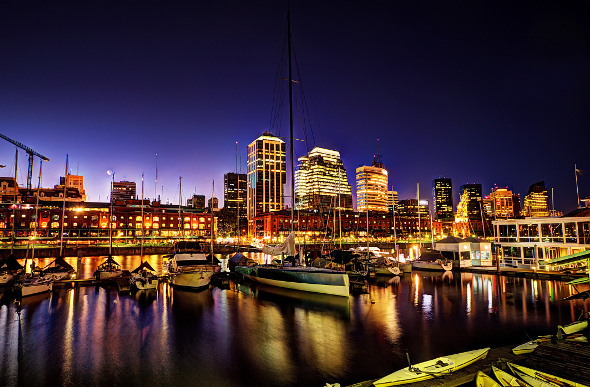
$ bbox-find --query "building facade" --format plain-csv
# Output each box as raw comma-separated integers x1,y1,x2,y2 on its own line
294,147,352,211
188,194,206,209
247,132,286,233
433,178,454,221
111,181,136,203
455,183,484,237
356,154,388,213
224,173,247,221
522,180,549,217
396,198,430,236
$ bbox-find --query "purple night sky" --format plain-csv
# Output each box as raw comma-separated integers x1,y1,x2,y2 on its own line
1,1,588,212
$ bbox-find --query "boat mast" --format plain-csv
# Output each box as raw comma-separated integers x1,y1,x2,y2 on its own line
392,186,397,256
178,176,182,239
31,160,43,261
11,149,17,255
211,179,214,256
59,155,68,257
141,173,144,258
288,10,294,236
417,181,421,249
109,171,114,256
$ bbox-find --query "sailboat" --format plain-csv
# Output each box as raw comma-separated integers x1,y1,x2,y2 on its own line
235,12,350,298
94,170,123,279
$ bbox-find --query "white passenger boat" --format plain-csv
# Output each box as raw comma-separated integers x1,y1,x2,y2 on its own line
492,365,528,387
508,363,586,387
476,370,501,387
373,347,490,386
169,242,217,291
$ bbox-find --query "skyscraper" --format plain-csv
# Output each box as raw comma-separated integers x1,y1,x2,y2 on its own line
522,181,549,217
294,147,352,211
111,181,136,203
489,187,516,219
432,178,454,221
247,132,286,230
457,183,483,221
356,154,388,212
224,172,247,221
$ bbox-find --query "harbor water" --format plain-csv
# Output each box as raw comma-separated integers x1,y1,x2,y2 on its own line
1,254,588,386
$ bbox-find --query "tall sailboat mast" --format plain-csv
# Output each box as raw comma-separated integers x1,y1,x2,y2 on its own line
60,155,68,257
288,11,295,235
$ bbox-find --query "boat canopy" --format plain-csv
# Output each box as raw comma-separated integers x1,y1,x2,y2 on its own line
0,255,23,271
43,256,74,272
262,232,296,256
98,255,121,268
131,261,155,273
417,250,446,261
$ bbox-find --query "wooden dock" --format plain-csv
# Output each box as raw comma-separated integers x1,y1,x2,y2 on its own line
345,341,590,387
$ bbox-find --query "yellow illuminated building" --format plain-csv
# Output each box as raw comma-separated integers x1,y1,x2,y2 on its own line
356,155,388,213
294,147,352,211
247,132,286,232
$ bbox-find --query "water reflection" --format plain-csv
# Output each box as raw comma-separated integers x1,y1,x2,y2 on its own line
0,261,588,387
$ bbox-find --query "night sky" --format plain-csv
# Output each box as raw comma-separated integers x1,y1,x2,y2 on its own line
1,1,589,213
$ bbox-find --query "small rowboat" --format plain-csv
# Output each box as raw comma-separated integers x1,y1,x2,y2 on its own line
373,347,490,386
556,319,588,340
512,336,551,355
476,370,501,387
508,363,587,387
492,365,530,387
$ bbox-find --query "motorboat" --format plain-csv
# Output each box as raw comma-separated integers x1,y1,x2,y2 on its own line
412,250,452,271
373,347,490,386
169,241,217,291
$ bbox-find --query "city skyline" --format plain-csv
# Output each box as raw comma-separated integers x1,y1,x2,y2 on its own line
1,1,589,212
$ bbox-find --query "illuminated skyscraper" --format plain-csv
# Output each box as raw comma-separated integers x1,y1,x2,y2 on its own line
294,147,352,211
111,180,136,203
457,183,483,221
432,178,454,221
356,154,388,212
387,190,398,213
489,187,516,219
247,132,286,229
224,172,247,220
522,181,549,217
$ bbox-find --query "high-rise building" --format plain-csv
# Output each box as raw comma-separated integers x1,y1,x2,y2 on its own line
224,173,247,219
208,197,219,211
58,174,87,201
457,184,483,221
188,194,206,209
522,181,549,217
387,190,398,213
111,181,136,203
356,154,388,212
294,147,352,211
432,178,454,221
247,132,286,230
489,187,516,219
396,198,430,235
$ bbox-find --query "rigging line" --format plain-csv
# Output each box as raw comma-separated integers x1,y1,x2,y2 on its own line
292,45,320,149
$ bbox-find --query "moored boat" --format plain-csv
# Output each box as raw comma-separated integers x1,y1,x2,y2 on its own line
476,370,501,387
556,319,588,339
411,259,453,272
18,276,53,297
492,365,528,387
508,363,586,387
0,255,23,285
41,256,75,281
130,261,159,290
94,255,123,280
169,241,217,291
373,347,490,386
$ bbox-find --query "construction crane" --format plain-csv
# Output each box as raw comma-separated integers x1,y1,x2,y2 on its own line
0,132,50,189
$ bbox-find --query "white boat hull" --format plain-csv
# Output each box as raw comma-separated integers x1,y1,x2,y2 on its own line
476,371,501,387
131,277,159,290
95,270,123,280
508,362,586,387
374,347,490,386
412,260,453,271
237,266,350,297
171,269,214,290
0,273,15,285
557,319,588,339
491,365,525,387
21,281,53,297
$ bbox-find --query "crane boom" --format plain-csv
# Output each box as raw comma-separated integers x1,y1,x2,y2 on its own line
0,132,50,189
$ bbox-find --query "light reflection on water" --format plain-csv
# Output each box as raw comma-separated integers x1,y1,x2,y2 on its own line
1,255,589,387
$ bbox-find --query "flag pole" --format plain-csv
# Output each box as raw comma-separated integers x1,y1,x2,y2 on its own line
574,164,580,208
